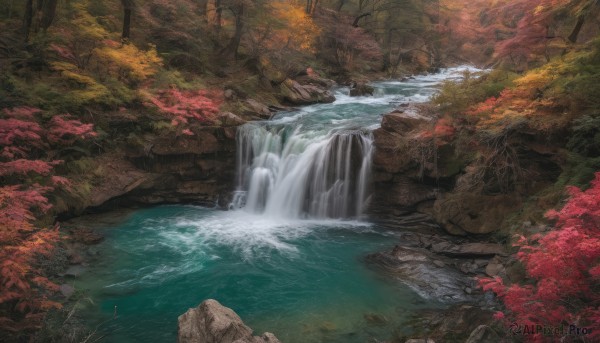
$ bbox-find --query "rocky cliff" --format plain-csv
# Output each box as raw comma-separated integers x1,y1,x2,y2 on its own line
71,124,238,215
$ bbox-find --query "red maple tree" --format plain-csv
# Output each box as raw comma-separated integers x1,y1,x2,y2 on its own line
480,172,600,342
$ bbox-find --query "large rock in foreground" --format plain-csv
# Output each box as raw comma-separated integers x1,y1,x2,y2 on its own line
178,299,280,343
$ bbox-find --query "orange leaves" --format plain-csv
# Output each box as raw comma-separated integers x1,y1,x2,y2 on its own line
417,118,456,144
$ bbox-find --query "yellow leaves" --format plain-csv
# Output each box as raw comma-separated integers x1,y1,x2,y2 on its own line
514,66,556,90
267,1,320,53
95,43,162,82
50,62,111,104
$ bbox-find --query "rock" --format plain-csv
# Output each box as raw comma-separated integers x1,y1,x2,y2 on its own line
430,242,506,257
433,260,445,268
349,82,374,96
433,192,520,234
485,256,506,277
295,74,336,88
224,89,236,100
465,325,500,343
218,112,246,126
405,339,435,343
279,79,335,105
366,246,476,303
380,111,429,133
244,99,271,119
60,284,75,298
178,299,280,343
372,176,437,208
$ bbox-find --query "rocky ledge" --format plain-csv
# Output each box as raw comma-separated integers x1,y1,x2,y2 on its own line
67,121,240,216
365,231,512,305
178,299,280,343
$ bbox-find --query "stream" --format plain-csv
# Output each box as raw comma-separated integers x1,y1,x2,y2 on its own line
73,67,478,342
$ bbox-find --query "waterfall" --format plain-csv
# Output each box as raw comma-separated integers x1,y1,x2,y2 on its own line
231,123,373,220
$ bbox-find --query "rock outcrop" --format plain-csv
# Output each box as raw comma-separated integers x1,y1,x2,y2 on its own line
79,124,238,214
366,245,477,303
178,299,280,343
370,108,440,215
279,78,335,105
366,231,508,305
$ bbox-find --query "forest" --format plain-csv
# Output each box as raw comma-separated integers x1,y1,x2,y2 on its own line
0,0,599,342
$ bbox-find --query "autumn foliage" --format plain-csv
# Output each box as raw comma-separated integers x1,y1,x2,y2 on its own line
0,107,96,334
147,89,223,133
480,172,600,342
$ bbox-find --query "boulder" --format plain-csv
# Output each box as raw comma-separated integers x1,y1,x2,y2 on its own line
243,99,271,119
484,256,506,277
349,82,374,96
178,299,280,343
218,112,246,126
279,79,335,105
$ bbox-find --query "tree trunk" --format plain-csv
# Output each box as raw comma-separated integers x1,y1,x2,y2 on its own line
121,0,134,40
568,15,585,43
122,9,132,39
221,4,244,59
40,0,58,31
24,0,34,41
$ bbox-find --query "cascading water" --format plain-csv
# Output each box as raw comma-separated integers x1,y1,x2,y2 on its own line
232,124,373,219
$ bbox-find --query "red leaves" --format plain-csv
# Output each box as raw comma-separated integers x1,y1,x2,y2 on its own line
47,115,97,145
480,172,600,340
0,107,96,334
148,88,222,128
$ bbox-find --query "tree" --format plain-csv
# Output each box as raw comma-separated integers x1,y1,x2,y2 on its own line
0,107,96,336
480,172,600,342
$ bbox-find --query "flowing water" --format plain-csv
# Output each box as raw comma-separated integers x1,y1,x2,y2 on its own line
74,67,479,342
